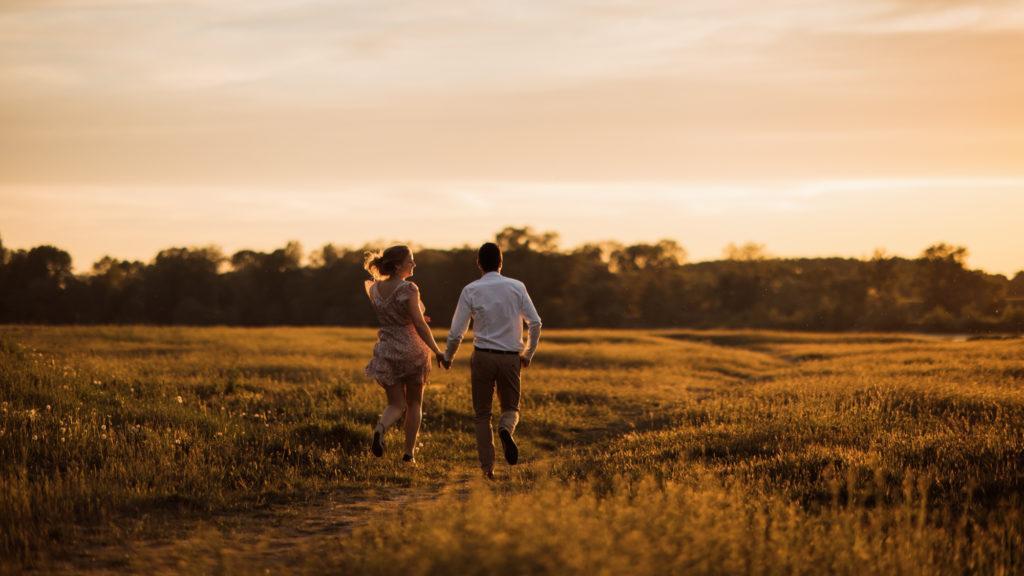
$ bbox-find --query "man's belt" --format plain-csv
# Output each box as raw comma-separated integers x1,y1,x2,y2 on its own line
474,347,520,355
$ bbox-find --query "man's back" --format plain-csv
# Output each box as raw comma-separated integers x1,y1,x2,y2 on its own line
445,271,542,359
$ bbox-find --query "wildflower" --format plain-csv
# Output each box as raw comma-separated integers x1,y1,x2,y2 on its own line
32,435,38,441
175,396,184,404
101,424,107,431
46,405,52,411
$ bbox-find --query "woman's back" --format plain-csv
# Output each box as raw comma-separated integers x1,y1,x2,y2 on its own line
367,280,416,326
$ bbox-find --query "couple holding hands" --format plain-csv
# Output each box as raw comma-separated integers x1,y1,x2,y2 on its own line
362,242,542,479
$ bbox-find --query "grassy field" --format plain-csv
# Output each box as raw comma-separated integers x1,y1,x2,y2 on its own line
1,326,1022,574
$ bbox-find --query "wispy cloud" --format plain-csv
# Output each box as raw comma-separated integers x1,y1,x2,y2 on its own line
5,0,1021,101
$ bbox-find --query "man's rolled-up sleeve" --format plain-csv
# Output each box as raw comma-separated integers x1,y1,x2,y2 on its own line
445,287,472,361
520,285,542,361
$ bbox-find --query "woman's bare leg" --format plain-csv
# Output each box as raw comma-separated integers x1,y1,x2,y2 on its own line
380,383,407,430
403,381,425,456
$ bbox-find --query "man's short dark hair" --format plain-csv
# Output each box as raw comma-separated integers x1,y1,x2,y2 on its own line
478,242,502,272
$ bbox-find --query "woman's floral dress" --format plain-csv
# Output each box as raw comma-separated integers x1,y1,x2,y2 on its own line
364,280,431,388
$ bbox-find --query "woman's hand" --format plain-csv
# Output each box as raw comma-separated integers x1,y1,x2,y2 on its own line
435,351,450,370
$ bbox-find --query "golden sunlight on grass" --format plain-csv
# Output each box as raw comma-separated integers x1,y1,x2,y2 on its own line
1,326,1021,574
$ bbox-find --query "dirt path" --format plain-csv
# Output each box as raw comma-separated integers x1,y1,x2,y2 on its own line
34,457,550,575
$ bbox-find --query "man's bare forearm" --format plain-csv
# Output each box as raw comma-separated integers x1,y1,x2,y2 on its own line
523,321,542,361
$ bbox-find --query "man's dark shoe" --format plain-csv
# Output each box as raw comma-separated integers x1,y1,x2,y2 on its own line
483,470,495,480
371,425,384,458
499,428,518,465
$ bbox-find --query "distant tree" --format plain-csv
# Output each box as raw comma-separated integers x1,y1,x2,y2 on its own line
272,241,304,272
960,274,1009,328
0,228,1019,332
230,250,260,272
144,246,224,324
862,249,904,329
716,266,765,317
89,256,146,322
223,241,309,324
304,246,382,326
610,240,686,272
0,245,76,322
819,266,870,330
1009,272,1024,298
495,226,560,253
723,242,770,261
916,243,974,316
636,269,692,326
571,243,606,265
563,245,630,326
574,242,622,269
922,243,968,265
231,242,302,273
308,244,344,268
1006,272,1024,331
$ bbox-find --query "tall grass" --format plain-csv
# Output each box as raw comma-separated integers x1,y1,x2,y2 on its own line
1,326,1022,574
326,474,1020,576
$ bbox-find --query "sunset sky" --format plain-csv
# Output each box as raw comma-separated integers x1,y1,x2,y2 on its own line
1,0,1022,274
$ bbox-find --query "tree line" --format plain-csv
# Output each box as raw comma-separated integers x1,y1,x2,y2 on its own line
1,227,1022,332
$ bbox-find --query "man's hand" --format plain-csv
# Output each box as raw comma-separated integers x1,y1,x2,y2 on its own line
520,355,531,368
436,351,451,370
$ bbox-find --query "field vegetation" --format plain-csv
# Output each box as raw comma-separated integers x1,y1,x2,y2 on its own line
1,326,1022,574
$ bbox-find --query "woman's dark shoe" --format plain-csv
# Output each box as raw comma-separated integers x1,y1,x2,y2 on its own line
402,453,416,464
371,424,384,457
499,428,518,465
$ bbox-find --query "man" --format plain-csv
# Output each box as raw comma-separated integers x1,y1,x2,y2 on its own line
444,242,543,479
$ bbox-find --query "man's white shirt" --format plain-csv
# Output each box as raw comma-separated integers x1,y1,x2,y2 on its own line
445,271,542,361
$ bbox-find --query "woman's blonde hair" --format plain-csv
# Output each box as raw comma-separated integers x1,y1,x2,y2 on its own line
363,245,411,281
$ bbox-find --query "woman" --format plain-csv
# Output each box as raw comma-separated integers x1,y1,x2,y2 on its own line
363,245,446,463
